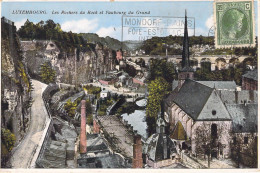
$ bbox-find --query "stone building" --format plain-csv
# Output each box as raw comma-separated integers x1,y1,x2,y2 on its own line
242,69,258,90
164,11,258,164
143,111,178,168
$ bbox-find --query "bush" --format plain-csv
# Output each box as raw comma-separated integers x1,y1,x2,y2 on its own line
1,128,16,152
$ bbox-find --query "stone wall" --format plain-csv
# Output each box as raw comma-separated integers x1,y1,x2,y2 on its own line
21,41,116,85
1,17,32,146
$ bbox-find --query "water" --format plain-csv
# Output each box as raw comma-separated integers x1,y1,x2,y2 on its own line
121,110,148,139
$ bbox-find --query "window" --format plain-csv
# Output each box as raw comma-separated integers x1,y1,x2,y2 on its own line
212,110,216,116
244,137,248,144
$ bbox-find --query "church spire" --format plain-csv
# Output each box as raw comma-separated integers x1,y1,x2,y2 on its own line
177,10,194,90
181,10,191,70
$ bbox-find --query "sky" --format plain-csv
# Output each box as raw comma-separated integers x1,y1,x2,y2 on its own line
2,1,258,41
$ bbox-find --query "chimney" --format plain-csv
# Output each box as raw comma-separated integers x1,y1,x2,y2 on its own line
132,135,143,168
80,100,87,154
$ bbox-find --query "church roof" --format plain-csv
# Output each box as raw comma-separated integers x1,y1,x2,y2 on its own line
197,81,237,90
242,69,258,81
226,104,257,133
170,121,187,140
143,133,177,162
167,79,214,120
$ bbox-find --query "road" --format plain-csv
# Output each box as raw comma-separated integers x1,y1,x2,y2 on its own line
10,80,49,168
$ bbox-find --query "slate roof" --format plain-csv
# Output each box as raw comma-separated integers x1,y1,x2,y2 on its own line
217,90,258,104
197,81,237,90
242,69,258,81
166,79,214,120
77,154,127,168
226,104,257,133
86,134,110,153
143,133,177,162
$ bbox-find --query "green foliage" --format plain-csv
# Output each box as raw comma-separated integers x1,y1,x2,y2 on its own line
1,128,16,152
115,102,136,116
17,61,31,92
18,19,87,53
64,99,77,117
39,62,56,84
98,98,114,116
146,77,170,119
83,85,101,96
195,66,246,85
149,58,177,83
141,35,214,55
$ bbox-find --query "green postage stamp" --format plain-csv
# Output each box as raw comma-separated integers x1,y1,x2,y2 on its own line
214,0,255,48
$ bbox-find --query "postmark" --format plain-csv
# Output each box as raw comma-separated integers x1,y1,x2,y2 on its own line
122,16,195,42
214,0,255,48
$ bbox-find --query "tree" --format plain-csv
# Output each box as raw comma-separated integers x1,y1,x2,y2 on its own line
1,128,16,152
39,62,56,84
149,58,177,83
146,77,170,135
64,99,77,117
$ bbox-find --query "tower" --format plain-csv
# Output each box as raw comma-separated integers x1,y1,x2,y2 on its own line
178,10,194,90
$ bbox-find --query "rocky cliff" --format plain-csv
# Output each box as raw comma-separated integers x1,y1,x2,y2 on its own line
1,18,32,148
21,40,116,85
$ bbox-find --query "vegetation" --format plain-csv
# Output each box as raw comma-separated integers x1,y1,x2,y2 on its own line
1,128,16,152
83,85,101,97
195,57,256,85
39,62,56,84
97,98,114,116
17,61,31,92
64,98,82,117
18,19,86,53
124,64,137,77
141,35,257,56
141,35,214,55
146,77,170,135
149,58,177,83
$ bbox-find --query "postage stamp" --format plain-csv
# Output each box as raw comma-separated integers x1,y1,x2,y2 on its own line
214,0,255,48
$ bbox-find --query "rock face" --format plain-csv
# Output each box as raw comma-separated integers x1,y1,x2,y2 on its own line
1,17,32,144
21,40,116,85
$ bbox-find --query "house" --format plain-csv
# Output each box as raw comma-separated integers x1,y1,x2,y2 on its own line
242,69,258,90
227,104,258,167
100,89,110,99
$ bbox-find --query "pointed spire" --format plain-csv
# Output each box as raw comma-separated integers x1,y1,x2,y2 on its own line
181,10,191,70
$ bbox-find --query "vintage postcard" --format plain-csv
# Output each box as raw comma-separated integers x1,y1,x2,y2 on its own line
1,0,258,170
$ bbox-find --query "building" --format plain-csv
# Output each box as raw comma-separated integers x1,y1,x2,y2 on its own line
100,89,110,99
164,11,257,164
76,100,129,168
242,69,258,90
143,110,178,168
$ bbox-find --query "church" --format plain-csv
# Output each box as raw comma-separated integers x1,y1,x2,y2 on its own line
164,10,258,162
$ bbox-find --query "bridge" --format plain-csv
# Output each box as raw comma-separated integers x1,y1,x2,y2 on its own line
126,55,249,71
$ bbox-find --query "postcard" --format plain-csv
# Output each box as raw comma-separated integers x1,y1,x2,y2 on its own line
1,0,258,170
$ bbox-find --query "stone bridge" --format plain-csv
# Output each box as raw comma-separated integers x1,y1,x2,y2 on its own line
126,55,249,71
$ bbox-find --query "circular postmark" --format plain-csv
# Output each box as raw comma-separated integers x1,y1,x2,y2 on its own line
221,8,248,40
